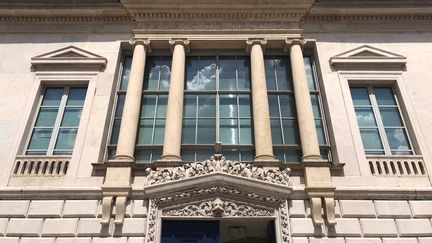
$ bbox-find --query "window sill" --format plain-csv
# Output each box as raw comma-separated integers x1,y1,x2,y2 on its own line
12,155,71,177
366,155,426,176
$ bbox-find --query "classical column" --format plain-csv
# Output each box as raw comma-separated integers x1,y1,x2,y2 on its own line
286,39,322,161
114,39,151,161
160,39,189,161
246,39,277,161
101,38,151,225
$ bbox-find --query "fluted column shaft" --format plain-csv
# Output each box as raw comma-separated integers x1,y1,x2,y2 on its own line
247,39,277,161
287,39,322,161
114,39,150,161
160,39,189,161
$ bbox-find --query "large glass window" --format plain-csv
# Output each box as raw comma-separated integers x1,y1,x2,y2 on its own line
181,56,254,162
267,56,330,163
350,86,413,155
26,86,87,155
108,56,171,163
108,53,329,164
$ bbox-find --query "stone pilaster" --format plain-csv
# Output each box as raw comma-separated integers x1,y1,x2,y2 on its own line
246,38,278,162
159,39,189,162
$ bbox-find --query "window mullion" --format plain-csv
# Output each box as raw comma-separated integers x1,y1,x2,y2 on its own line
156,56,162,91
194,95,199,144
369,87,391,155
48,87,69,155
216,55,220,143
236,94,241,144
273,57,279,91
150,96,159,144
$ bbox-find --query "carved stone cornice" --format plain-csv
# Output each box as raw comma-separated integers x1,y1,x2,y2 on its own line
162,198,274,217
2,0,432,24
0,16,134,23
154,186,285,207
304,15,432,22
131,12,304,21
144,154,291,186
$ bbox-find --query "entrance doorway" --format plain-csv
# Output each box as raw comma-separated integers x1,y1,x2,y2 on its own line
161,219,276,243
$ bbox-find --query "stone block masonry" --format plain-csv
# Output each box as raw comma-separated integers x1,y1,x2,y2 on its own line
288,199,432,241
0,199,429,241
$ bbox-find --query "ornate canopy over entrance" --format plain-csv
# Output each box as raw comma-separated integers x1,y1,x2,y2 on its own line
142,154,292,243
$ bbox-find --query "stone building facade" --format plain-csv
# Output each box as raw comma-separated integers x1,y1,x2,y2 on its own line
1,0,432,242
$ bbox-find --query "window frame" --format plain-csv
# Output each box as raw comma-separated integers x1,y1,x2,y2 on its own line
265,51,332,163
350,84,415,156
106,53,173,163
107,49,331,164
25,85,87,156
181,53,255,162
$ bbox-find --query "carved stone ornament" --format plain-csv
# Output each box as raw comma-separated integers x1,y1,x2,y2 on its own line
145,200,158,243
162,198,274,217
279,201,290,243
145,154,290,186
154,186,284,206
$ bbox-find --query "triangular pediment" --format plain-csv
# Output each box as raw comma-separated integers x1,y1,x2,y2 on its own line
330,45,406,70
144,155,291,209
33,46,105,59
31,46,107,71
332,45,404,59
351,50,385,57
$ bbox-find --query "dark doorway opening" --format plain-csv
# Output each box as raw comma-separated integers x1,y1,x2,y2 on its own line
161,219,276,243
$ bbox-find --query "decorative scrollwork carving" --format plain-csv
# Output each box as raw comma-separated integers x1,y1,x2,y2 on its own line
155,186,284,206
162,198,274,217
279,201,290,243
145,199,158,243
145,154,290,186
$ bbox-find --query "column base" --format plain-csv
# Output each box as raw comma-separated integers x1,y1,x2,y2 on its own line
113,154,135,162
301,154,324,162
159,154,182,161
155,154,183,167
254,154,279,161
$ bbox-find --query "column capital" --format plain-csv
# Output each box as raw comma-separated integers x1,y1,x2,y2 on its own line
245,38,267,53
169,38,190,53
283,38,307,52
129,38,152,53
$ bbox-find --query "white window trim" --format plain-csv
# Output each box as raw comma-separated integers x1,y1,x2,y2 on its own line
351,85,415,156
25,86,87,156
8,73,97,184
338,71,424,176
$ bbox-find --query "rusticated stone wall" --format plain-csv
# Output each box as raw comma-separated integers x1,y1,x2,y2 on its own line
289,200,432,242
